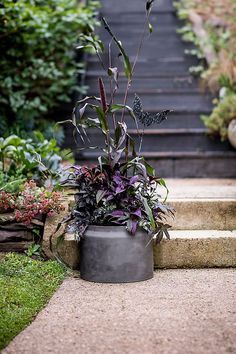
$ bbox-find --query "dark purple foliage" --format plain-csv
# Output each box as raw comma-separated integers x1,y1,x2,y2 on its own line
130,220,138,235
131,208,142,218
129,175,139,185
110,210,125,217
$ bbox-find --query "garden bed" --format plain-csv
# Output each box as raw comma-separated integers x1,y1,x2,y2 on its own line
175,0,236,142
0,213,44,252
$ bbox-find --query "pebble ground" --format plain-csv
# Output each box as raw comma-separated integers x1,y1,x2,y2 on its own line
3,269,236,354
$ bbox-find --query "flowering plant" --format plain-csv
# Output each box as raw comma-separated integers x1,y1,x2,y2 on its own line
0,181,65,225
62,0,174,242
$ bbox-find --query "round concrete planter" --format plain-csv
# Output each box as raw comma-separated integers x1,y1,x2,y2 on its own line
228,119,236,149
80,225,153,283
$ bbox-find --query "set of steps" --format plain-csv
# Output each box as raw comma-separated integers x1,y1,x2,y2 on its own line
155,179,236,268
75,0,236,177
43,179,236,269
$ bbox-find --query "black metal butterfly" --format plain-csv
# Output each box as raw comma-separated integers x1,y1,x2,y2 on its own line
133,94,172,127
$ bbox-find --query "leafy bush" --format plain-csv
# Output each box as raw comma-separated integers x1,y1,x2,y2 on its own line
0,133,70,192
0,0,99,136
202,94,236,140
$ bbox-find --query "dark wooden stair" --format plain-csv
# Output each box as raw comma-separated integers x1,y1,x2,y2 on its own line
71,0,236,177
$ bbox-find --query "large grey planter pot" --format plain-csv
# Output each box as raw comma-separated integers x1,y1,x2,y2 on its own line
80,225,153,283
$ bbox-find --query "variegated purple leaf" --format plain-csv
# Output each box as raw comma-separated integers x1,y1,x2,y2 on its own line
113,173,122,184
129,175,139,185
131,220,138,235
132,208,142,218
110,210,125,217
115,186,126,194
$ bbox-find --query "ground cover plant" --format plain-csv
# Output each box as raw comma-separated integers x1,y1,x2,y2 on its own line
0,253,66,350
175,0,236,141
0,0,99,138
0,180,65,225
55,0,174,250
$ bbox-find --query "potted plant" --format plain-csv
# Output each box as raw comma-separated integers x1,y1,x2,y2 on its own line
54,0,174,283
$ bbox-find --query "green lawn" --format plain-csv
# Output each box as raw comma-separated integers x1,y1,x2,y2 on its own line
0,253,66,350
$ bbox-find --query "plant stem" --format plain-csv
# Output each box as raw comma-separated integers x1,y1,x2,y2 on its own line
121,13,150,123
95,50,107,73
138,128,145,156
108,41,117,130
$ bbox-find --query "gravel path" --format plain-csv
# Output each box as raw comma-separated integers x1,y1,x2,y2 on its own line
3,269,236,354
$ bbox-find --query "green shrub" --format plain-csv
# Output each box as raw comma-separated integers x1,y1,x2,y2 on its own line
0,0,99,136
0,132,72,192
202,94,236,140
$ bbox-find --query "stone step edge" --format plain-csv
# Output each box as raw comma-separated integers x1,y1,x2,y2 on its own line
154,230,236,268
59,230,236,269
63,229,236,241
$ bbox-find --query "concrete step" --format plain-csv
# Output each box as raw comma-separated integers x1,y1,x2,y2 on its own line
50,230,236,270
171,199,236,230
43,179,236,268
167,178,236,230
154,230,236,268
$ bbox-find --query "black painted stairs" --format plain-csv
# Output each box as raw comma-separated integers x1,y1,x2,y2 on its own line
69,0,236,177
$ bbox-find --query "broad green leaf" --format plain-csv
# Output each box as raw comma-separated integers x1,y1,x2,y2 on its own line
95,106,109,134
3,135,22,148
142,197,156,230
129,137,137,158
158,178,169,202
114,125,122,147
143,159,155,176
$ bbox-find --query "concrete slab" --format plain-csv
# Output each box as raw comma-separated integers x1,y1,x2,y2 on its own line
166,178,236,199
155,230,236,268
170,199,236,230
158,179,236,230
3,269,236,354
60,230,236,270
